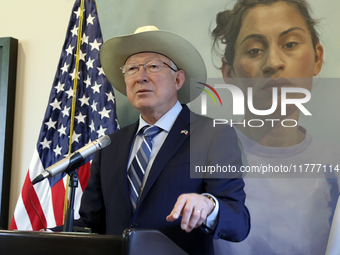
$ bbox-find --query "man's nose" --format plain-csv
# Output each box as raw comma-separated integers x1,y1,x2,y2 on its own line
136,64,150,84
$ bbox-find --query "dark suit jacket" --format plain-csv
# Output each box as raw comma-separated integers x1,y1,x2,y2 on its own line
76,105,250,254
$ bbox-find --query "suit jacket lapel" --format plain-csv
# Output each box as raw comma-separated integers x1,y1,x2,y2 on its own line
115,121,139,214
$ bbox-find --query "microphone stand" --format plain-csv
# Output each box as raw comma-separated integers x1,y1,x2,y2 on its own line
62,152,83,232
63,171,78,232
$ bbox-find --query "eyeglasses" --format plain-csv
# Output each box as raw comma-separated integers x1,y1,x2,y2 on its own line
120,60,178,77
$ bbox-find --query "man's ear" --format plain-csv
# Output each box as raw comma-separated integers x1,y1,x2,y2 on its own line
175,70,185,91
313,43,324,76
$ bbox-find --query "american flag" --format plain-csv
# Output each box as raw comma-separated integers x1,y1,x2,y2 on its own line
10,0,119,230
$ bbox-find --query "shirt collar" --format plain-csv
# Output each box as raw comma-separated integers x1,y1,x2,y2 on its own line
137,101,182,134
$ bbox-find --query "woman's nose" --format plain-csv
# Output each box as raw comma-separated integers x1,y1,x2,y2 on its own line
262,46,285,76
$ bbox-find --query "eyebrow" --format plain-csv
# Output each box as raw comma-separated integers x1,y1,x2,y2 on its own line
240,27,306,45
280,27,305,37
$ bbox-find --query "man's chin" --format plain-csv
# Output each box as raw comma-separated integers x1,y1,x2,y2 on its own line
134,102,155,113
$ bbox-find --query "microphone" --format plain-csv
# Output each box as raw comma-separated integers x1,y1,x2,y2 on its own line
32,135,111,185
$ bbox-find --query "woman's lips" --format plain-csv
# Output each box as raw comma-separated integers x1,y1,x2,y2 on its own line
262,78,294,93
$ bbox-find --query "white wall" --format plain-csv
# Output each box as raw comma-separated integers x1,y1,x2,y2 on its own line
1,0,339,228
0,0,75,226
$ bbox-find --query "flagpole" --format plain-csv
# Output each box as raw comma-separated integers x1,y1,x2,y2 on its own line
63,0,85,225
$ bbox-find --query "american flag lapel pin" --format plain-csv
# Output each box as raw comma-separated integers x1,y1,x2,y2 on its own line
181,130,189,135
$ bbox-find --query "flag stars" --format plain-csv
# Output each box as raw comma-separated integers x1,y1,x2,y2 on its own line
45,118,57,130
60,62,69,74
65,87,73,99
75,112,86,124
81,33,89,45
76,50,87,62
86,57,95,70
53,145,62,157
61,106,70,117
70,69,80,81
89,39,101,51
91,101,98,112
74,7,85,19
40,137,51,149
98,107,111,119
65,44,74,56
70,131,81,144
91,81,102,94
70,25,79,37
115,119,120,130
96,125,107,137
87,14,95,25
106,91,115,103
55,82,65,93
58,124,67,137
50,98,62,111
84,75,91,88
97,67,105,76
74,7,81,18
78,94,90,106
89,120,95,132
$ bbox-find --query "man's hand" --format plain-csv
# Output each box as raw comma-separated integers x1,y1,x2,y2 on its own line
166,193,215,233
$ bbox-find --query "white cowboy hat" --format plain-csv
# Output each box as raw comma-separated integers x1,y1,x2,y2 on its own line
100,26,206,104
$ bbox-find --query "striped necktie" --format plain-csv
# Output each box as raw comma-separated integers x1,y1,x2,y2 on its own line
127,125,162,210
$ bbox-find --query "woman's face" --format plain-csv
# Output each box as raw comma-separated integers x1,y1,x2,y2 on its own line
222,2,323,114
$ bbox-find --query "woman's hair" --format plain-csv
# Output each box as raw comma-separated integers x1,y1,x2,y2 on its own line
212,0,320,66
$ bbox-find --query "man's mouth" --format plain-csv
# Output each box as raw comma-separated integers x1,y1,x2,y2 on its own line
136,88,153,94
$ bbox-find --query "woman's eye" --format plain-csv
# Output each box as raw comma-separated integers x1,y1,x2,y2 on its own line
283,42,298,49
247,48,263,56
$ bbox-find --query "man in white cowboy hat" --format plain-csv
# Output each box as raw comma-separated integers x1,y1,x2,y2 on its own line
74,26,250,254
